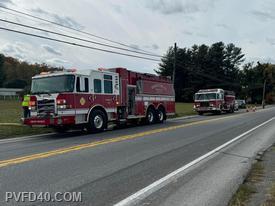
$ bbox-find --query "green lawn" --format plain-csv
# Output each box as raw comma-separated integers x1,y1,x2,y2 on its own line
175,102,197,117
0,100,52,139
0,100,22,123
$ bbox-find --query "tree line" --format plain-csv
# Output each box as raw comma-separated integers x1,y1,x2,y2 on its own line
0,54,62,91
1,43,274,104
156,42,275,104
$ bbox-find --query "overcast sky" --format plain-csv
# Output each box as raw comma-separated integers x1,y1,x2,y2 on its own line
0,0,274,73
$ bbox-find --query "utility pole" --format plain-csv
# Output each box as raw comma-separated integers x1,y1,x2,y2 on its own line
262,78,266,109
172,42,177,88
258,61,267,109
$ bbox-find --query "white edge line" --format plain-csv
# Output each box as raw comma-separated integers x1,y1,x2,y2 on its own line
114,116,275,206
0,133,56,144
167,115,198,121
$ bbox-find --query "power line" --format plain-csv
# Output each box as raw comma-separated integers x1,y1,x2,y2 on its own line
0,7,94,40
0,26,161,62
0,18,164,58
0,5,160,56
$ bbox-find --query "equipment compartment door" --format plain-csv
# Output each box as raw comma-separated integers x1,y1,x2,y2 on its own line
127,86,136,115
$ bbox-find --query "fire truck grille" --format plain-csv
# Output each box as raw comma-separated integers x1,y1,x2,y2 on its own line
200,102,209,107
37,99,55,117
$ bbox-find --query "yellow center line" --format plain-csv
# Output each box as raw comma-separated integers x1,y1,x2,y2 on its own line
0,113,246,168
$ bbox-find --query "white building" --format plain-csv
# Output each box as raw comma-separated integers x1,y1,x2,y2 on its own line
0,88,23,100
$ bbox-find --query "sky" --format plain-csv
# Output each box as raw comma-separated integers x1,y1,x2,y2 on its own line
0,0,275,73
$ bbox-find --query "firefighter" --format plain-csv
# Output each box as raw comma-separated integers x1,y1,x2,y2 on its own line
22,94,30,118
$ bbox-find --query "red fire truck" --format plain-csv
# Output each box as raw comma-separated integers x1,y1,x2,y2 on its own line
24,68,175,132
193,88,235,115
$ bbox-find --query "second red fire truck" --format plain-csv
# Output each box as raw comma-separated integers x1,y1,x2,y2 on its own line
24,68,175,132
194,88,235,115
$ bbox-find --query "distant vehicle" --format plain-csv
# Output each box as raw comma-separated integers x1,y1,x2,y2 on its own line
194,88,235,115
236,99,246,109
23,68,175,133
234,100,239,111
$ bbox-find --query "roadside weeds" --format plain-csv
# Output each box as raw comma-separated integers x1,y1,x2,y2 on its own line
229,146,275,206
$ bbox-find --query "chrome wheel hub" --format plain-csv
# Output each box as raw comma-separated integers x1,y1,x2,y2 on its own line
94,115,103,129
159,111,164,121
148,112,154,123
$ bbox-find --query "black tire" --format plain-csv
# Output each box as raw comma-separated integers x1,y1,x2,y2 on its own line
146,107,156,124
156,107,166,123
215,110,222,115
198,112,204,115
53,126,69,133
87,110,107,133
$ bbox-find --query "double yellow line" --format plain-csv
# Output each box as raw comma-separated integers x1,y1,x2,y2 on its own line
0,115,241,168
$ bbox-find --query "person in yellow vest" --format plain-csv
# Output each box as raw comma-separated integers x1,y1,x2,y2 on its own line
22,94,30,118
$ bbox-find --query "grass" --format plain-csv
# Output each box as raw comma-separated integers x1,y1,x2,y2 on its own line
0,100,22,123
0,100,52,139
229,162,264,206
231,146,275,206
0,125,52,138
262,146,275,206
229,184,256,206
175,102,196,117
263,183,275,206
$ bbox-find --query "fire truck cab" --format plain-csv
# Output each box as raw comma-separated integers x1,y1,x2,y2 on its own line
24,68,175,132
194,88,235,115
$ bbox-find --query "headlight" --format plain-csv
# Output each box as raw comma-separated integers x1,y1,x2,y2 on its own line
57,99,66,104
57,105,67,110
57,99,68,110
29,106,36,111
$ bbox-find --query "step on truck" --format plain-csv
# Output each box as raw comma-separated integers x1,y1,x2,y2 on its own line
193,88,235,115
24,68,175,132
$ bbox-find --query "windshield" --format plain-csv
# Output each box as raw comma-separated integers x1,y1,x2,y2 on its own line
31,75,75,94
195,93,217,100
237,100,245,104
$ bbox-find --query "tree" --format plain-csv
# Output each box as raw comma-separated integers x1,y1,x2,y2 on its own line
0,54,5,87
240,62,275,103
4,79,27,88
0,53,63,89
155,42,245,102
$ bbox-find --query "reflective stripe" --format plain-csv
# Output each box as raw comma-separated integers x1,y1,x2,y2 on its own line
135,95,175,102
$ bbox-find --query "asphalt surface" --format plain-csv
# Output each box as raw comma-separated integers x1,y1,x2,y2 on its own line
0,108,275,206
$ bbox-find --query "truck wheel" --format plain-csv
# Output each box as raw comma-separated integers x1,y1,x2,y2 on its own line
215,111,221,115
146,108,156,124
53,126,69,133
88,110,107,133
198,112,204,115
156,108,166,123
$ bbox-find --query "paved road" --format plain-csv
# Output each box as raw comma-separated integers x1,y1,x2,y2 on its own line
0,108,275,206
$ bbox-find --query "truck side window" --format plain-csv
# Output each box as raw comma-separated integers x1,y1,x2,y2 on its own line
136,81,141,94
84,78,89,92
76,77,80,92
104,75,113,94
94,79,102,93
76,77,89,92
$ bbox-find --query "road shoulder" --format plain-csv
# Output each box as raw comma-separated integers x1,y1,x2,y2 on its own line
138,117,275,206
230,145,275,206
